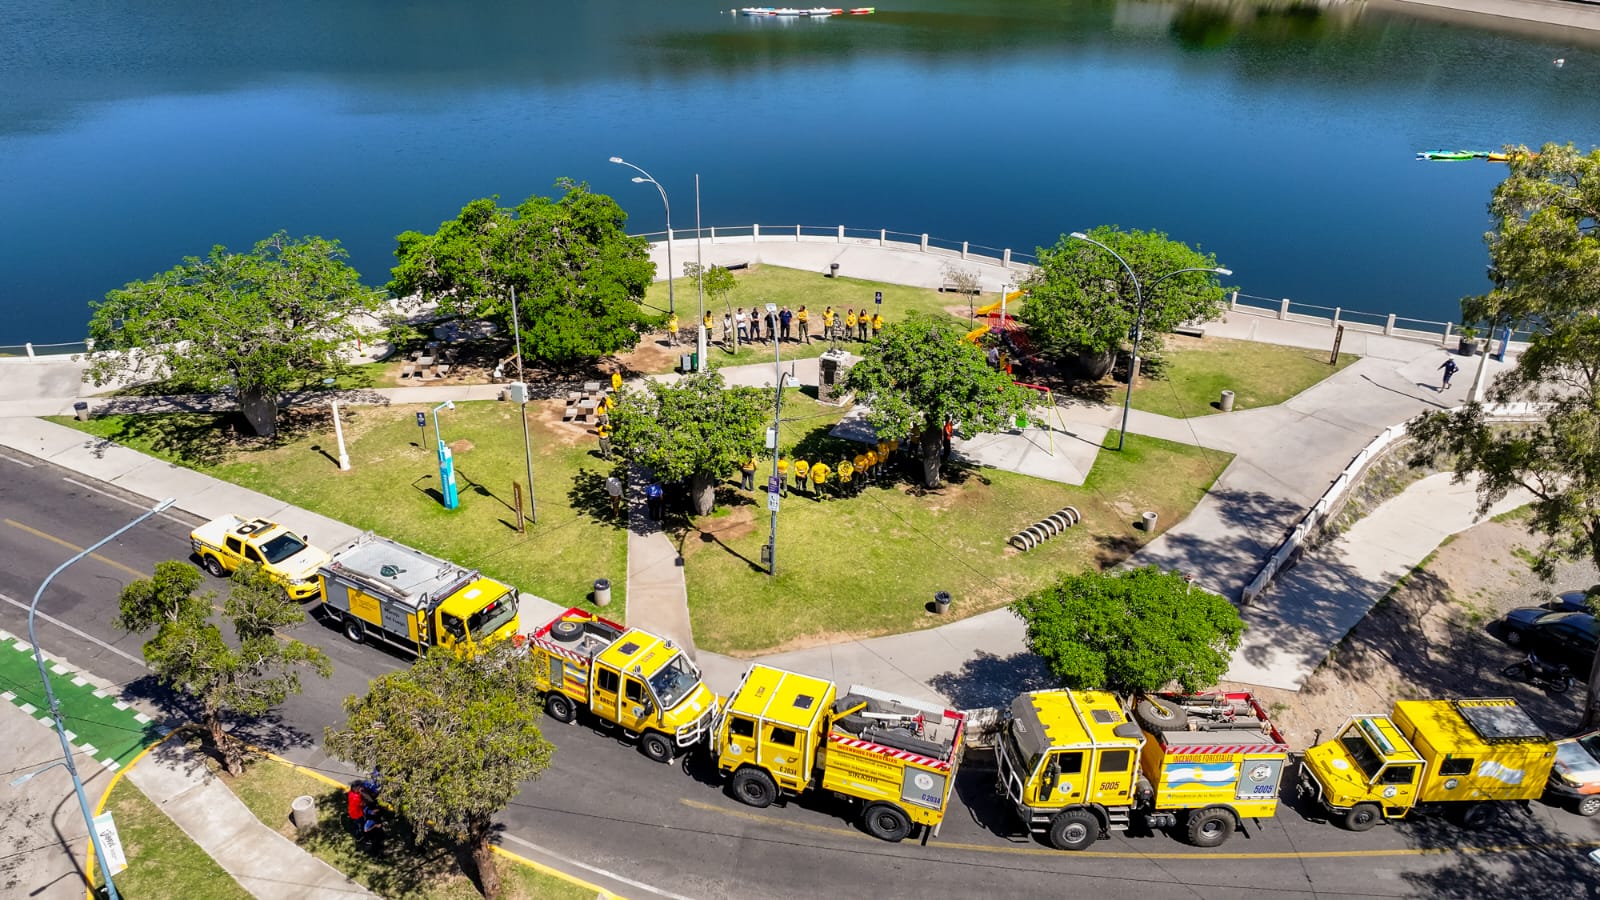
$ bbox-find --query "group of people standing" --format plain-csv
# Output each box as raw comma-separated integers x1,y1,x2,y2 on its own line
741,438,901,502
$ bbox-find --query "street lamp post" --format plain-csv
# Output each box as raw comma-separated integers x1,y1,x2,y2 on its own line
766,302,782,577
694,174,706,373
609,157,674,317
1068,232,1231,451
18,496,175,900
431,400,458,509
322,378,351,471
509,287,537,523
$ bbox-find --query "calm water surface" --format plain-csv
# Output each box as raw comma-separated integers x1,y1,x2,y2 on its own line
3,0,1598,342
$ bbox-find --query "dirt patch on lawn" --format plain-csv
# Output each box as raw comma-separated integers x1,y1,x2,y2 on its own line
612,333,684,376
1228,514,1596,748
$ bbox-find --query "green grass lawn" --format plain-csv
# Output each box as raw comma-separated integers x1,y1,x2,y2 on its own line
682,423,1233,655
97,777,251,900
53,399,628,617
641,265,988,373
1129,335,1358,418
225,754,590,900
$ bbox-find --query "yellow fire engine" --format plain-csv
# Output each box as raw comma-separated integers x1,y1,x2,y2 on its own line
993,690,1288,850
1299,697,1556,830
712,664,967,843
526,608,719,763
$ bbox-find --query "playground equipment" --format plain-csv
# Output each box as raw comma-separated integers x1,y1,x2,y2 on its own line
1009,506,1081,551
1011,382,1067,456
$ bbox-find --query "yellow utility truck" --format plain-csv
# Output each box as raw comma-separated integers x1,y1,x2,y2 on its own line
712,664,967,843
190,514,329,600
526,608,719,764
316,533,519,654
993,690,1288,850
1299,697,1556,830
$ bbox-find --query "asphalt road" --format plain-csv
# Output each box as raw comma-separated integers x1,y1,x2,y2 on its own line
3,449,1597,900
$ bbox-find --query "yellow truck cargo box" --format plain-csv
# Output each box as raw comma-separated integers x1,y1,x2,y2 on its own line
1392,698,1555,803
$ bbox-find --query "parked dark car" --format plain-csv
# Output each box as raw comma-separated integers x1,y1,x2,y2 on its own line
1553,585,1600,613
1500,607,1599,670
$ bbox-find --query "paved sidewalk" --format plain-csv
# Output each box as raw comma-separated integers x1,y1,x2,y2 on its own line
623,467,696,659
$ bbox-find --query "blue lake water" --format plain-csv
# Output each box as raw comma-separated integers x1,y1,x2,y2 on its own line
2,0,1597,343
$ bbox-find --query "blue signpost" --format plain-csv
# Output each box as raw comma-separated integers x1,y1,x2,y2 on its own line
430,401,459,510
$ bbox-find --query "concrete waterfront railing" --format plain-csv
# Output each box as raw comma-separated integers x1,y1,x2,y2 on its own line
0,339,92,360
1229,292,1535,351
1240,401,1546,605
630,224,1042,273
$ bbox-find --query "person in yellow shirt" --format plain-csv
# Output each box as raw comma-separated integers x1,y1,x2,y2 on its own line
793,459,809,497
597,422,613,459
844,309,857,342
809,461,830,501
864,449,879,484
703,310,713,336
823,307,835,340
853,453,869,493
611,371,623,392
836,459,854,498
857,309,869,340
740,455,757,491
796,305,810,344
666,312,679,346
871,312,884,338
776,455,790,497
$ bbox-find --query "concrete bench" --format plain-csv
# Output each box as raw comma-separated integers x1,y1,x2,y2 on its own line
1173,322,1206,338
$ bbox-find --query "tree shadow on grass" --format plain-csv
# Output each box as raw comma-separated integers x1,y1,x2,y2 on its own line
294,788,472,900
567,466,628,527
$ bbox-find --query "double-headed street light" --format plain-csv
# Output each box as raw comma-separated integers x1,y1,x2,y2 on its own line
1068,231,1232,451
18,495,175,900
609,157,675,318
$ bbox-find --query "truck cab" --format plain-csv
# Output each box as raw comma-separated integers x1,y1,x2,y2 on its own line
1299,714,1425,830
190,515,329,600
529,609,719,764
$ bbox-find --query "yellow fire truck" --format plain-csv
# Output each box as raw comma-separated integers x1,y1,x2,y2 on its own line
316,533,519,654
712,664,967,843
1299,697,1556,830
526,608,719,764
992,690,1288,850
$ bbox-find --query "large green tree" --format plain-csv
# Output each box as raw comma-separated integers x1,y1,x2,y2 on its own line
115,561,331,774
389,180,656,370
1012,566,1245,693
843,312,1030,488
1408,142,1600,728
1021,226,1230,378
324,642,555,900
86,233,376,436
607,372,769,515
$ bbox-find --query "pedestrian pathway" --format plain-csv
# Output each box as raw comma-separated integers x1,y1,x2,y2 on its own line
624,467,697,658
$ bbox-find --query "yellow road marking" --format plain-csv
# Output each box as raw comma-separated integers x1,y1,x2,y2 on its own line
679,798,1600,860
6,519,149,579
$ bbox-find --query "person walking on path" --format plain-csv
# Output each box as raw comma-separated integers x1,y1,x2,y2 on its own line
797,305,810,344
606,473,624,519
741,455,757,491
597,422,613,459
809,460,830,500
793,458,809,497
646,480,665,520
1438,357,1460,390
779,306,793,342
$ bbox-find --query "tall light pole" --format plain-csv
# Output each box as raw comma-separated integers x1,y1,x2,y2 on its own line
19,496,175,900
509,287,537,523
765,302,782,577
609,157,674,317
1068,232,1231,451
322,378,350,471
694,174,706,373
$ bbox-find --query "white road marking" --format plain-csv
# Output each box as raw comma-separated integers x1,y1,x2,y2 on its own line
0,453,36,467
61,477,190,525
499,833,699,900
0,591,149,669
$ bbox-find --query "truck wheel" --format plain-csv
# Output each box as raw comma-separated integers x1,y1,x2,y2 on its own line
342,616,364,644
1047,808,1100,851
1134,697,1189,733
862,803,912,843
641,732,674,764
1575,796,1600,818
730,768,778,808
550,620,584,643
202,556,226,578
1342,802,1381,832
544,693,576,723
1185,808,1234,848
1459,802,1498,830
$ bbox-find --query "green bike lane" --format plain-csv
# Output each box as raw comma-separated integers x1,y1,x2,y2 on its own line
0,628,165,770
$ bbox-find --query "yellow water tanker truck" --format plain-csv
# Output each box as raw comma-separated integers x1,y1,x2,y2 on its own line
992,689,1289,850
713,664,967,843
317,533,519,654
526,608,719,764
1299,697,1556,830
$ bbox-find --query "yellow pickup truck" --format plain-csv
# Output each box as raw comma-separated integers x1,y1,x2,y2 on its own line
190,515,329,600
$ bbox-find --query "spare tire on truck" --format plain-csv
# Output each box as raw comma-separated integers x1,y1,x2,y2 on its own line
550,619,584,643
1134,697,1189,734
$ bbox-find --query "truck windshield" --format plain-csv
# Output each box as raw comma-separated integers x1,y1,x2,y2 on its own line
259,533,308,564
648,655,701,709
466,592,518,640
1340,725,1385,780
1002,717,1044,777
